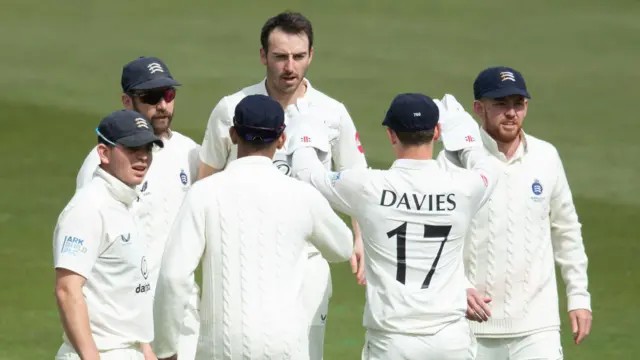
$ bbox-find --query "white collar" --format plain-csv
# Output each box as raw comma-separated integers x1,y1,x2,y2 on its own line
257,77,314,114
94,167,140,206
390,158,438,170
480,127,529,163
226,155,275,169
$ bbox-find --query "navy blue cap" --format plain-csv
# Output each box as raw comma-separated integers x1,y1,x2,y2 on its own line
121,56,181,93
473,66,531,100
382,93,440,132
233,94,285,143
96,109,164,148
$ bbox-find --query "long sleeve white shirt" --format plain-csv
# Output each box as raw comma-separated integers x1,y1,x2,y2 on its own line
436,128,591,337
152,156,353,359
292,146,501,335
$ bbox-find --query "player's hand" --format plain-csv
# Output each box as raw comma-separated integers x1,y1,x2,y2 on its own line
350,234,366,285
435,94,481,152
466,288,491,322
569,309,592,345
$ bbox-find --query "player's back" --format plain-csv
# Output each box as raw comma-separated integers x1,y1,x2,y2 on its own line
358,159,484,335
196,156,319,359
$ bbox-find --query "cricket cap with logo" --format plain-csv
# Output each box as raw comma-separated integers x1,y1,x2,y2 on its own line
96,109,164,148
473,66,531,100
121,56,181,93
382,93,440,132
233,94,286,143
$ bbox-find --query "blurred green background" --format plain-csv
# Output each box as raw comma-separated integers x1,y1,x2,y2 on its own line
1,0,638,358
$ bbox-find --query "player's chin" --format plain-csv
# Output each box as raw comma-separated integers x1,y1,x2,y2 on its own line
279,76,301,90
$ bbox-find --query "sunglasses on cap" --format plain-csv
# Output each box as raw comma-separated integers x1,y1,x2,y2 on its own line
129,87,176,105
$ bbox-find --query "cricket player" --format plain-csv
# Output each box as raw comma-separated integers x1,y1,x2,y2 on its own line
287,93,503,359
152,94,354,360
196,11,367,359
54,109,162,360
75,56,202,360
437,66,592,359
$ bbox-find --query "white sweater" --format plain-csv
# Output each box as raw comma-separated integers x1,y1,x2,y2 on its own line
437,128,591,337
152,156,353,359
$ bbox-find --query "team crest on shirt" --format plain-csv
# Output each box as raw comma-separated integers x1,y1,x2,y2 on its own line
531,179,544,202
180,169,188,185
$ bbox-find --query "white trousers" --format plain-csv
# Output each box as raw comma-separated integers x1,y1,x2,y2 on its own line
475,330,563,360
55,343,144,360
362,318,477,360
301,254,332,360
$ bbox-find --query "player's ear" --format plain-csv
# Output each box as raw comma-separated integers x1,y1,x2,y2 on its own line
433,124,441,142
229,126,239,145
97,144,111,165
472,100,484,118
276,132,286,150
122,94,133,110
260,47,268,66
308,46,314,64
385,127,397,145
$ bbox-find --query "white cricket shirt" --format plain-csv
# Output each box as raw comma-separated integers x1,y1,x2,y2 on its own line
292,147,500,335
199,79,367,257
436,128,591,337
152,156,353,359
53,167,153,350
76,131,200,287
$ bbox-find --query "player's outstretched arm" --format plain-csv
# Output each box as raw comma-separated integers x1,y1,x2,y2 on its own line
548,151,592,344
153,187,207,358
306,187,354,263
75,148,100,191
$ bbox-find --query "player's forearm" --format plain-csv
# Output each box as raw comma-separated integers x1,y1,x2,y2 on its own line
293,148,354,216
351,217,362,243
55,286,99,359
140,343,156,358
551,198,591,311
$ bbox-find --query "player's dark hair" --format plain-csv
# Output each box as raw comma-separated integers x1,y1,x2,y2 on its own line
260,11,313,52
395,129,435,146
239,138,275,152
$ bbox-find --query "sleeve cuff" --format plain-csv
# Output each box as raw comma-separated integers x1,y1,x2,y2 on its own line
567,294,591,312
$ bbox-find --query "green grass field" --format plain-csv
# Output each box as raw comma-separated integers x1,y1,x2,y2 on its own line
1,0,639,358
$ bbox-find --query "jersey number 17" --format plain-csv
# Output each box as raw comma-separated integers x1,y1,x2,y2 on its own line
387,222,452,289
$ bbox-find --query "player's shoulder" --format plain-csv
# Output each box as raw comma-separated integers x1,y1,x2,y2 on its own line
59,181,109,221
168,131,199,149
523,132,561,159
210,81,267,125
306,81,349,113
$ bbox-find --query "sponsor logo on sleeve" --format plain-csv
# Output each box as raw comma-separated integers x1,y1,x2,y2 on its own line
61,236,87,256
480,174,488,187
355,132,364,154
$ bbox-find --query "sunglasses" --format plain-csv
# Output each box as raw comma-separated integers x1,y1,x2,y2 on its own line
130,87,176,105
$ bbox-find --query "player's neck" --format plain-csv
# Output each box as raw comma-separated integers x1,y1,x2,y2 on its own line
265,78,308,108
496,135,521,160
155,128,172,140
395,145,433,161
236,146,276,160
